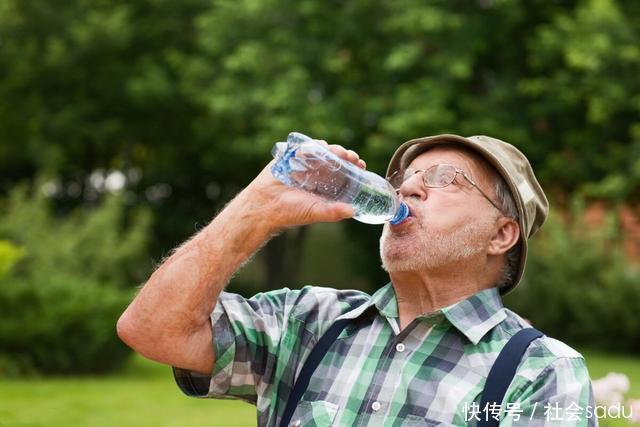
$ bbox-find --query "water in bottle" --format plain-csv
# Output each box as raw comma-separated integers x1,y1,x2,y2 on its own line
271,132,409,225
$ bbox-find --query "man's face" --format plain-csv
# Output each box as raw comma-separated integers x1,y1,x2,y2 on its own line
380,146,502,272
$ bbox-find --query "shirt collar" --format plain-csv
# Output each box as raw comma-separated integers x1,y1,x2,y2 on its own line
334,282,397,323
439,287,507,344
361,283,506,345
370,282,399,318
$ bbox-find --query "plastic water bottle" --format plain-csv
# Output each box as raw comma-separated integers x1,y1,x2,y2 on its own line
271,132,409,225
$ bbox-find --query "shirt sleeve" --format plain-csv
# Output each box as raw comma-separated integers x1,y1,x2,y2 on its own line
499,357,598,426
172,288,301,403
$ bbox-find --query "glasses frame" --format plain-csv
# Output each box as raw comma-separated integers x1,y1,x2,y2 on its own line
388,164,505,215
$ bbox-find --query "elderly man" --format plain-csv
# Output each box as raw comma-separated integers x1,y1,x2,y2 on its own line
117,134,596,426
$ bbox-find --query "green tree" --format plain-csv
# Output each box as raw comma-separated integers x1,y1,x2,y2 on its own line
1,0,639,293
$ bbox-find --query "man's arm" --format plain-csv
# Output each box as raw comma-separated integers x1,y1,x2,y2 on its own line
499,356,596,426
116,147,361,376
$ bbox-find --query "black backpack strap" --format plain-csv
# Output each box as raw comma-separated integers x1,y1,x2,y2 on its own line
478,327,544,427
278,317,353,427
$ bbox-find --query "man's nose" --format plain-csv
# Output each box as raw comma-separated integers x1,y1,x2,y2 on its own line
398,173,428,201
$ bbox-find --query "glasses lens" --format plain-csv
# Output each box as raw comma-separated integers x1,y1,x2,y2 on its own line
388,165,459,189
423,164,457,188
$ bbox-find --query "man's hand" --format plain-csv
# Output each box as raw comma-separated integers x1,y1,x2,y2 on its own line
242,141,367,231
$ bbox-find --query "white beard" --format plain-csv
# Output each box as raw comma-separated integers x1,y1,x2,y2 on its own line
379,215,496,272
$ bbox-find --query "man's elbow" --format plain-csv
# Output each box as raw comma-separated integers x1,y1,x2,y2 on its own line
116,309,158,358
117,310,214,374
117,310,142,351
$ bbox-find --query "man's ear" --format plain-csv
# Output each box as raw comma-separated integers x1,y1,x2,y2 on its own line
488,217,520,256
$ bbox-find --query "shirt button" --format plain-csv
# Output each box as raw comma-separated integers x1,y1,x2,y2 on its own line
371,401,381,411
396,343,406,352
292,419,301,427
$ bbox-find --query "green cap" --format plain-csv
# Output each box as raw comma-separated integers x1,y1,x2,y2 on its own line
386,134,549,294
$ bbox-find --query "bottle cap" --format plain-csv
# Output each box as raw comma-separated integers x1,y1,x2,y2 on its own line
389,202,409,225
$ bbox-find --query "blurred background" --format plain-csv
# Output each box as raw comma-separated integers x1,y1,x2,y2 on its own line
1,0,639,425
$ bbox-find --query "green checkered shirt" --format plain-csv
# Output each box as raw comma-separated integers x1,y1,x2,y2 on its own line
173,284,596,426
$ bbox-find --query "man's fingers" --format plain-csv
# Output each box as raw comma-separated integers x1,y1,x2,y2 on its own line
323,202,354,222
327,144,362,166
314,140,366,169
346,149,360,164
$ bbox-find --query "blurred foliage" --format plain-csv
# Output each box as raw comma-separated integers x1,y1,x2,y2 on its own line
0,180,152,287
0,274,135,376
1,0,640,263
0,239,26,278
505,197,640,353
0,182,150,376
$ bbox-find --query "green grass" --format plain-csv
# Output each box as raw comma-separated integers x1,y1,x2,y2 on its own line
0,354,256,427
579,347,640,427
581,347,640,397
0,349,638,427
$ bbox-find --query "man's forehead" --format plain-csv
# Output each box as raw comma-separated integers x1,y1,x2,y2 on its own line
407,146,478,170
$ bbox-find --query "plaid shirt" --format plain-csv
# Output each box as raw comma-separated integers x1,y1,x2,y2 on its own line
173,284,596,426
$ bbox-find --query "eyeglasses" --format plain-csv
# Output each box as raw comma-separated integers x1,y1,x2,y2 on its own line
387,164,505,214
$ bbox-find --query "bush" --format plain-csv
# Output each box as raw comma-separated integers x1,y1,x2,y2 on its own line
504,198,640,353
0,239,25,279
0,181,151,375
0,275,134,376
0,181,151,287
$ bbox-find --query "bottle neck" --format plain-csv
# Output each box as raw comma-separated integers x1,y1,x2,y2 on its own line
389,202,409,225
